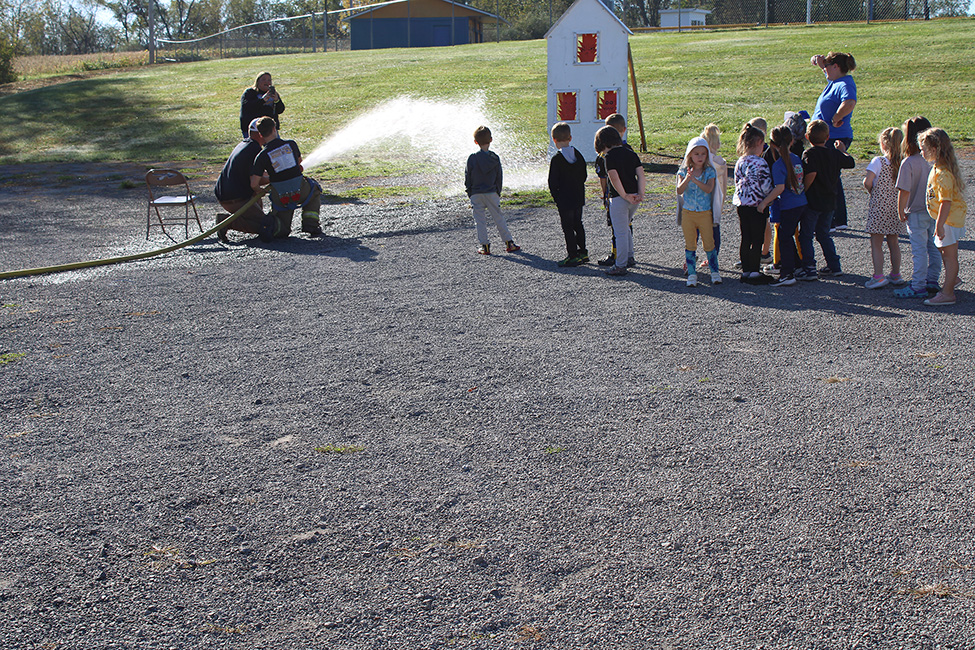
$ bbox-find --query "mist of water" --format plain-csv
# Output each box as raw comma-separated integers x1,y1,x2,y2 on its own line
302,94,547,195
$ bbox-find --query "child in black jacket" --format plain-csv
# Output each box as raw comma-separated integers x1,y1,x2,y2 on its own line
548,122,588,266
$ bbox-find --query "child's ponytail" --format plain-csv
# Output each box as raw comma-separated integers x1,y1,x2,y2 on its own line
770,125,799,194
880,127,903,183
736,123,764,158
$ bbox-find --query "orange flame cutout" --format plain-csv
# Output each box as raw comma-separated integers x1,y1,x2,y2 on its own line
557,92,577,121
576,33,597,63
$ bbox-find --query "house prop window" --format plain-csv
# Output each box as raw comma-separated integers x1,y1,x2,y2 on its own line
596,89,618,120
575,33,598,64
556,91,579,122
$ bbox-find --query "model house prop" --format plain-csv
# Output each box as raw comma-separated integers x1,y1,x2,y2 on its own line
346,0,506,50
545,0,632,160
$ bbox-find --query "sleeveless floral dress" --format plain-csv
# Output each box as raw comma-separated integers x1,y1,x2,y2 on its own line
865,156,907,235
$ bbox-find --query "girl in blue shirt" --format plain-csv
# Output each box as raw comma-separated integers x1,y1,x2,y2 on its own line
758,126,807,287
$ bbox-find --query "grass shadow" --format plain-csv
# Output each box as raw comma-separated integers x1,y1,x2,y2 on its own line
0,76,213,164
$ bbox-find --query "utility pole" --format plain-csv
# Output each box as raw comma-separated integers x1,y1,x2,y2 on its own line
148,0,156,63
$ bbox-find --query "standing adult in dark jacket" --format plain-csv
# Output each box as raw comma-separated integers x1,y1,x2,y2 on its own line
239,71,285,138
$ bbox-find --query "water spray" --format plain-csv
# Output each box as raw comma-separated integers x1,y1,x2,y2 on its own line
303,95,548,193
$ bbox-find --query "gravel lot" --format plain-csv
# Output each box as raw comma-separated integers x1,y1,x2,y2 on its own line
1,157,974,649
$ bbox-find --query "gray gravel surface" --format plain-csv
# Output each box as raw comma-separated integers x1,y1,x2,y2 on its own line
2,159,974,649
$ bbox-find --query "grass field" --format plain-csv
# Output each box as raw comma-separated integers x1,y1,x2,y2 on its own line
1,19,973,167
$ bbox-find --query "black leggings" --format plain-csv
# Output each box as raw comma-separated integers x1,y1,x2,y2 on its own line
738,205,767,273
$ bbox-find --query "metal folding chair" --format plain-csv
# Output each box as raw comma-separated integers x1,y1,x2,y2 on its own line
145,168,203,241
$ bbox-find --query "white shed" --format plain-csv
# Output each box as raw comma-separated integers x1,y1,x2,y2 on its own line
659,8,711,30
545,0,633,161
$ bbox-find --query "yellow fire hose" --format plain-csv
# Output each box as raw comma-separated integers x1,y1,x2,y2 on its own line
0,188,268,281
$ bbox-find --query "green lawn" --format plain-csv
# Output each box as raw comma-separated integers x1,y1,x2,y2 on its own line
2,18,973,167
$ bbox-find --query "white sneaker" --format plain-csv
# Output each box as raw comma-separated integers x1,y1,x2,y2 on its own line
687,274,698,287
865,276,889,289
711,271,722,284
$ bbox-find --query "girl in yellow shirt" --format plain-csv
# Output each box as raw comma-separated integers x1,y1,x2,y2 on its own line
919,128,967,306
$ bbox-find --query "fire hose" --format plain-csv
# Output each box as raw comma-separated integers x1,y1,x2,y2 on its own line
0,188,268,281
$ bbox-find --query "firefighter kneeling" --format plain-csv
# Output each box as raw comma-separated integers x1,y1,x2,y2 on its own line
250,116,324,240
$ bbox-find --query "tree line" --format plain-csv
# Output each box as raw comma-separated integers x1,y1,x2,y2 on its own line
1,0,969,57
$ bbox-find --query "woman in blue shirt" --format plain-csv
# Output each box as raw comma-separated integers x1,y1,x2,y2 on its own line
811,52,857,230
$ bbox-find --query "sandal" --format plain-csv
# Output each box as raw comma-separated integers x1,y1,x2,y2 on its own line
923,292,956,306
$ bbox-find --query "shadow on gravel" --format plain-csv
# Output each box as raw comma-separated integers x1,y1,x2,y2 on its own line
628,262,906,319
252,235,379,262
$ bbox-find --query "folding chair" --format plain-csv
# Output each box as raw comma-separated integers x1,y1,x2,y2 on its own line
145,168,203,241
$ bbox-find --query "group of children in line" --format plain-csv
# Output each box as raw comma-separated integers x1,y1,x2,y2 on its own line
463,112,967,306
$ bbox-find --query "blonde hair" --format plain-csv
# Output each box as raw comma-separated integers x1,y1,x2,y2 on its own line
701,124,721,154
747,117,768,134
919,128,965,192
878,127,903,183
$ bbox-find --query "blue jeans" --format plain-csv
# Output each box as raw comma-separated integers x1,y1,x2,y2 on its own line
906,210,941,290
798,208,818,271
809,208,841,271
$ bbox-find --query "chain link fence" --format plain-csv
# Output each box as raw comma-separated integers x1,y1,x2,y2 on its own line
155,0,946,63
156,13,350,62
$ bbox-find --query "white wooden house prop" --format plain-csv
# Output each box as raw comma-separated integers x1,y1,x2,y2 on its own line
659,8,711,30
545,0,633,161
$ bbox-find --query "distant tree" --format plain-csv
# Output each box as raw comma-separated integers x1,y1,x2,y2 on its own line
0,35,16,83
46,1,117,53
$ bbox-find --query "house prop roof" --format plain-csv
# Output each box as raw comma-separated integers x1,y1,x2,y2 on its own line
346,0,508,25
544,0,633,39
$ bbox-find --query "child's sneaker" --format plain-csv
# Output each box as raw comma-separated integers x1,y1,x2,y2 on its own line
604,265,627,276
795,268,818,282
760,253,773,266
887,273,908,286
598,255,616,267
772,273,796,287
557,256,577,267
893,285,928,299
698,259,710,272
505,241,520,252
575,250,590,264
762,262,780,274
626,257,637,268
711,271,722,284
478,243,491,255
925,281,941,294
686,274,698,287
818,266,842,277
865,275,889,289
